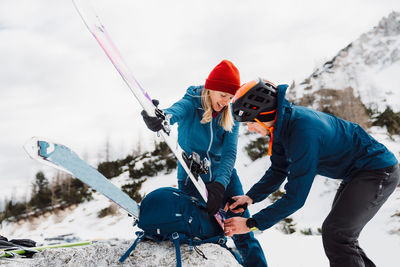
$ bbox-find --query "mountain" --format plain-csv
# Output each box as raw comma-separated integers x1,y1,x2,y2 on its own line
287,11,400,130
1,12,400,267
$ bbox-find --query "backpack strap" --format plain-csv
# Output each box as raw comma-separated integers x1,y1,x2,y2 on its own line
119,231,144,263
215,236,242,263
191,235,226,246
169,232,182,267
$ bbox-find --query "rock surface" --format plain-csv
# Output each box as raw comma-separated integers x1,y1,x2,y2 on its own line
1,240,241,267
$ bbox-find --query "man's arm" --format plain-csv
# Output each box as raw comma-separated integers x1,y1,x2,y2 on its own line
246,142,289,203
251,131,320,230
226,131,321,233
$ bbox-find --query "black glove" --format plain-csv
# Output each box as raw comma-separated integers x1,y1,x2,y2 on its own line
206,182,225,215
141,99,164,132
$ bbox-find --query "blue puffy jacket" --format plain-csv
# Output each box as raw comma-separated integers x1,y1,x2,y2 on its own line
164,86,239,188
247,84,398,230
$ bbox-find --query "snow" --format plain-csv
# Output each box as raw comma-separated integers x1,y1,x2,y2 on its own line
258,231,329,267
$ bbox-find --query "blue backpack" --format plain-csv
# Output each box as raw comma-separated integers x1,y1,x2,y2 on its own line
119,187,234,266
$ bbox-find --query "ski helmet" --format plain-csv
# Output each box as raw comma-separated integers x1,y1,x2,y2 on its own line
232,78,278,122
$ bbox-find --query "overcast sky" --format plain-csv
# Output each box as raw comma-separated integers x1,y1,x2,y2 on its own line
1,0,399,201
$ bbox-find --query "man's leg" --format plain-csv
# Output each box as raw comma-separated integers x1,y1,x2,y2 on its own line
225,169,268,267
322,165,400,267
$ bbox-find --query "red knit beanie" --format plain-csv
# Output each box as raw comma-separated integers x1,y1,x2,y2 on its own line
205,60,240,95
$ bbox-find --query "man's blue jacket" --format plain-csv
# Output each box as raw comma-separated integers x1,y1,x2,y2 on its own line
247,84,398,230
164,86,239,188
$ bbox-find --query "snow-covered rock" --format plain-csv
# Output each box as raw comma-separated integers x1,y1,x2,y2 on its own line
1,240,240,267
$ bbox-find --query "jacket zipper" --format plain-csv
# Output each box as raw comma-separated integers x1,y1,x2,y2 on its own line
207,119,213,182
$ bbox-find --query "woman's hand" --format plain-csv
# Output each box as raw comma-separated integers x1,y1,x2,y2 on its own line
206,182,225,215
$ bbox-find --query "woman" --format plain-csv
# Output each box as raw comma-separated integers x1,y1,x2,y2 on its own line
141,60,267,267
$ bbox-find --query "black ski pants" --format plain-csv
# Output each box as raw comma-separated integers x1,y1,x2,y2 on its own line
322,164,400,267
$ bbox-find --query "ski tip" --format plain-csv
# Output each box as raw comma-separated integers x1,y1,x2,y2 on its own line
23,136,41,160
24,137,57,160
23,137,72,175
24,137,53,157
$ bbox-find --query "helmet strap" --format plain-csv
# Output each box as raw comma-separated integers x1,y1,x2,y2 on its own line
254,116,276,156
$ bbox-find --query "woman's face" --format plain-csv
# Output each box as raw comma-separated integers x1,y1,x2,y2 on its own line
208,90,234,112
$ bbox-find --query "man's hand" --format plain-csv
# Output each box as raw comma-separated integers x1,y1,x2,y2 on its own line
225,195,253,213
224,217,251,237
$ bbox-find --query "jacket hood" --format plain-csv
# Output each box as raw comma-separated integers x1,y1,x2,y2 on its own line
185,85,204,109
273,84,290,140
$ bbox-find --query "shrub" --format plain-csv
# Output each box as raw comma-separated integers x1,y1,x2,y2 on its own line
128,141,177,179
97,161,122,179
57,178,93,205
245,137,269,161
1,171,93,223
277,217,296,234
122,179,147,203
1,200,28,223
300,228,313,235
98,204,118,218
268,189,285,202
372,106,400,135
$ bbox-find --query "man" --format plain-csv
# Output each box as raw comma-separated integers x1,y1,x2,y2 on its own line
224,78,399,267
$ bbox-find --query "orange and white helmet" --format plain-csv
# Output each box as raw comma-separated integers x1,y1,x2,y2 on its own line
232,78,278,122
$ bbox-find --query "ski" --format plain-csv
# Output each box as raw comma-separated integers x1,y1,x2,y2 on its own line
71,0,208,202
0,240,92,258
24,137,140,220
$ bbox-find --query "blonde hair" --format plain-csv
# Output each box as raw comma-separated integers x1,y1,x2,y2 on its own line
200,89,235,132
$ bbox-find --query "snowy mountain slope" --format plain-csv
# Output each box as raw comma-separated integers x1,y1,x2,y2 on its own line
289,11,400,114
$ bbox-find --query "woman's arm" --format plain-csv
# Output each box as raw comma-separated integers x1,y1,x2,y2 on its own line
163,87,200,125
213,121,239,188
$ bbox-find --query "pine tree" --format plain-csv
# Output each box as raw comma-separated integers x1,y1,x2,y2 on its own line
29,171,52,210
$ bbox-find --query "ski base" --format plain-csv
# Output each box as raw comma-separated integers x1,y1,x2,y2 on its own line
24,137,140,220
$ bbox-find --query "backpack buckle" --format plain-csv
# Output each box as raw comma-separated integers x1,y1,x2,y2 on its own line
171,232,179,240
136,231,144,238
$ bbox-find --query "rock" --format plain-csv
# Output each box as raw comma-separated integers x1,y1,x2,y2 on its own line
1,240,241,267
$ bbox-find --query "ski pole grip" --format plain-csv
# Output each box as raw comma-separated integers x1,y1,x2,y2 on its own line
227,197,248,211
